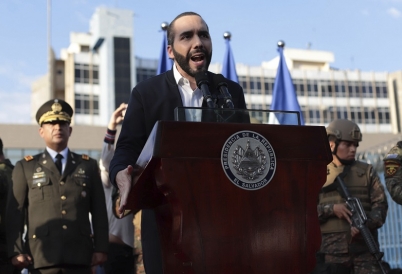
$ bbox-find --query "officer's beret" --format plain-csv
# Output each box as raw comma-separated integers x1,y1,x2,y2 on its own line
36,99,73,125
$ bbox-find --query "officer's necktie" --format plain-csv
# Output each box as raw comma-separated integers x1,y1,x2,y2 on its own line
55,154,63,174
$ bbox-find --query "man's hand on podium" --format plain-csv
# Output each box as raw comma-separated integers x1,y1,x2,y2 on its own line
115,165,134,218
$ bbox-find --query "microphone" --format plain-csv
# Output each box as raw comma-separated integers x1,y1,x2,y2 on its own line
195,71,216,108
214,74,234,109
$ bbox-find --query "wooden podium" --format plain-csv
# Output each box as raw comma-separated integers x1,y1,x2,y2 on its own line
126,121,332,274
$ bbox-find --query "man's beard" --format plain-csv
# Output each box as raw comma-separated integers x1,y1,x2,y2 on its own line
172,47,212,77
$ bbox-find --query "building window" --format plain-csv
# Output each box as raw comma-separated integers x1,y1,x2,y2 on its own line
249,77,261,94
348,83,359,98
308,108,320,123
136,68,156,83
362,81,373,98
263,77,274,95
307,79,318,97
335,81,346,97
350,106,363,124
336,106,348,119
239,76,248,93
293,79,305,96
364,107,376,124
378,107,390,123
80,45,90,52
320,80,333,97
74,63,99,84
323,108,336,124
114,37,131,109
75,93,99,115
375,82,388,98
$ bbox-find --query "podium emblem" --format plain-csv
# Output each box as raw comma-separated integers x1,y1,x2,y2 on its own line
221,130,276,190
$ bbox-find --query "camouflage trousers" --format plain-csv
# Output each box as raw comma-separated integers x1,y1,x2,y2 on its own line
325,253,383,274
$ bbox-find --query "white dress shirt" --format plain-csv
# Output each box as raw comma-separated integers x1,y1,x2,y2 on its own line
173,64,203,121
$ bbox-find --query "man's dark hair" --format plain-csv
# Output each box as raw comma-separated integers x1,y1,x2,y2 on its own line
328,135,337,143
0,137,3,156
167,11,207,46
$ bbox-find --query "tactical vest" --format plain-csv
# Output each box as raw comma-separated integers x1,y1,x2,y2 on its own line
319,161,372,234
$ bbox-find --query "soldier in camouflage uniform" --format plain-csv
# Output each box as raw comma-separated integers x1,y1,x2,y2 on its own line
383,141,402,205
0,138,18,274
314,119,388,274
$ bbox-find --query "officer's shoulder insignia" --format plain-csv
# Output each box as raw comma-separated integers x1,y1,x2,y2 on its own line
82,154,90,160
24,155,34,162
384,160,400,177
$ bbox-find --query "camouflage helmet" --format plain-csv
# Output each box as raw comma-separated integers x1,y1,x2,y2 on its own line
326,119,362,143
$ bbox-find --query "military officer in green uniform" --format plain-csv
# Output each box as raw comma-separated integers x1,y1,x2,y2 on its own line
315,119,388,274
6,99,108,274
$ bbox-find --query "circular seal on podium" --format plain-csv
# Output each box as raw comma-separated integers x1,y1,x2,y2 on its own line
221,130,276,190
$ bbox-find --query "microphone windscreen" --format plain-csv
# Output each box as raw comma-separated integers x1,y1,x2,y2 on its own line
195,71,209,87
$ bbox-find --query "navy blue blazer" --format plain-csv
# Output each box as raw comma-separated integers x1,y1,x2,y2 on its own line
109,68,247,273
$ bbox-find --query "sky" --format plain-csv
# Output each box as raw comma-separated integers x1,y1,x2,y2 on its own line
1,0,401,124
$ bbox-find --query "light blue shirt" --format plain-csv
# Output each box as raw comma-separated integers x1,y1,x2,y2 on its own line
46,147,68,174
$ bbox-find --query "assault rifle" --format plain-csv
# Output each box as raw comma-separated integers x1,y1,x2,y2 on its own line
336,175,387,274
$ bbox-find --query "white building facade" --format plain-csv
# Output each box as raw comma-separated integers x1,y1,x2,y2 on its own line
210,48,391,133
32,7,135,126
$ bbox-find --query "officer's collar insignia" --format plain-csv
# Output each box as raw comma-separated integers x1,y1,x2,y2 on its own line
82,154,89,160
384,160,400,177
24,155,34,162
36,167,42,172
221,131,276,191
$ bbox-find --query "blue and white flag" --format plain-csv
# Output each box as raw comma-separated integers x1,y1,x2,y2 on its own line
270,46,304,125
221,38,239,83
156,31,173,75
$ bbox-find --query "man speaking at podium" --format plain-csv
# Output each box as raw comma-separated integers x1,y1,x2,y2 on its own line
109,11,246,274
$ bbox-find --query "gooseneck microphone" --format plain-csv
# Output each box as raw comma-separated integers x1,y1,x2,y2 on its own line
214,74,234,109
195,71,216,108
